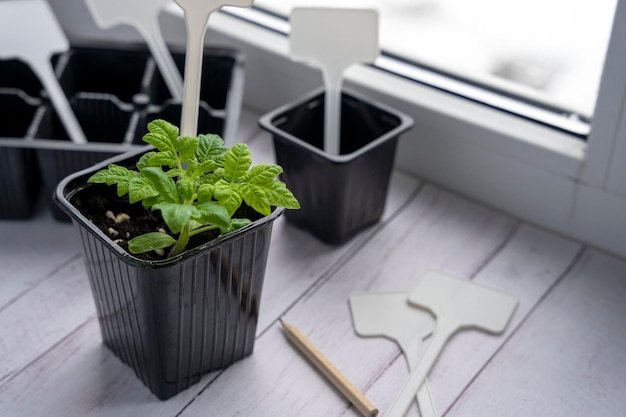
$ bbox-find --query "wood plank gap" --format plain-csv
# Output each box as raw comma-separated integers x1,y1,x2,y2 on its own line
467,221,523,281
0,253,82,315
176,183,427,414
257,182,427,341
174,368,229,417
176,177,426,417
355,221,525,405
0,314,98,388
438,244,588,417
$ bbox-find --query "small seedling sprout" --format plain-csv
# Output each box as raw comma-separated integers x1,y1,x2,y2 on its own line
88,119,300,258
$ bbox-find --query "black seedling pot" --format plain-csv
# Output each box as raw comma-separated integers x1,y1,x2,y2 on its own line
54,147,282,400
259,88,413,245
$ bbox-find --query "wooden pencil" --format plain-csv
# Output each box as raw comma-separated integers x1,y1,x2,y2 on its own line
280,318,379,417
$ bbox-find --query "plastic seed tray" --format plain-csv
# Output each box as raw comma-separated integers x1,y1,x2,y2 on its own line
0,45,244,220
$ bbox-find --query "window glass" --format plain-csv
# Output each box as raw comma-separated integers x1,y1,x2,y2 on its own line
253,0,616,120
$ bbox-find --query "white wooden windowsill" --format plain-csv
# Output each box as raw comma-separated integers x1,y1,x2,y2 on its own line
1,108,625,417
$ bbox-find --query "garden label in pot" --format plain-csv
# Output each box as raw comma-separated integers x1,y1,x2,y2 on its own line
290,7,379,156
174,0,253,141
55,119,299,399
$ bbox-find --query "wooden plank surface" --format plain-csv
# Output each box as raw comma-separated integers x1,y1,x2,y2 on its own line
1,108,625,417
0,114,420,416
0,318,208,417
0,206,80,309
177,185,524,417
244,127,422,331
446,248,626,417
0,255,92,386
376,224,583,415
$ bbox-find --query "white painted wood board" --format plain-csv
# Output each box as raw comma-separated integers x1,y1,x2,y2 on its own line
0,113,420,416
2,106,624,417
445,249,626,417
0,257,92,385
397,225,583,414
177,185,523,417
0,206,81,309
0,318,212,417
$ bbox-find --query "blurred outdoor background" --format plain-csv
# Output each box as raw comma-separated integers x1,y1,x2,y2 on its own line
255,0,617,119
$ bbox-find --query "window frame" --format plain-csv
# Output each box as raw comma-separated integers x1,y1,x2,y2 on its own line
584,0,626,195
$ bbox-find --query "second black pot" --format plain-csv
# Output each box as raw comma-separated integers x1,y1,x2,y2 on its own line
259,88,413,245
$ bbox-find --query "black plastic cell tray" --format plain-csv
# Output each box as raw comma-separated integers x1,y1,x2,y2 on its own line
0,45,244,220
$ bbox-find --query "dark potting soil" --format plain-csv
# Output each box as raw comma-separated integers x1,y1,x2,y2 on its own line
70,183,264,261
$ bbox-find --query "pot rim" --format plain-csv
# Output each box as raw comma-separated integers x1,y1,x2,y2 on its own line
54,145,284,269
258,87,414,163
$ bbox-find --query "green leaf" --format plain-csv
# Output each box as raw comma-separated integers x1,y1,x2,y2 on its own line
142,119,178,152
243,164,283,185
177,136,199,163
221,218,252,234
197,134,226,162
136,152,158,170
199,168,224,186
223,143,252,182
140,166,179,204
128,176,159,204
88,164,137,196
214,180,243,216
152,202,200,234
188,219,204,231
194,202,231,229
178,178,195,202
166,168,183,178
238,183,271,216
128,232,176,254
197,184,215,203
265,180,301,210
148,151,178,168
141,195,162,209
198,159,223,174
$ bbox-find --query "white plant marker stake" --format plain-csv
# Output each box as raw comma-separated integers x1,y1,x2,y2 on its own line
0,0,87,144
174,0,253,137
349,292,438,417
385,271,518,417
290,8,379,156
85,0,184,101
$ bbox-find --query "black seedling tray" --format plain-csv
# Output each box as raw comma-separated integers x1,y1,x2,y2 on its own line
0,45,244,220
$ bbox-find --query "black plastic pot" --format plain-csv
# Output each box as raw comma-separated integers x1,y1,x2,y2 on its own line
259,88,414,245
54,147,282,400
0,46,244,221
